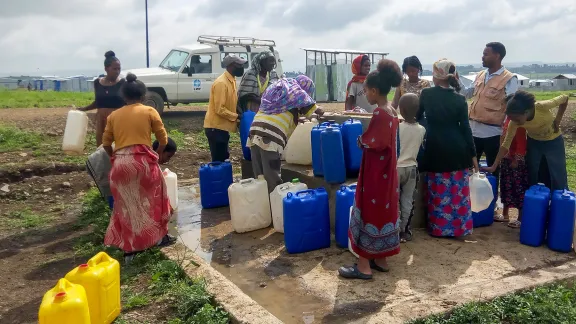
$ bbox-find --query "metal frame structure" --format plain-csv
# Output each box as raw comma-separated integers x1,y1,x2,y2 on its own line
198,35,276,53
301,48,389,67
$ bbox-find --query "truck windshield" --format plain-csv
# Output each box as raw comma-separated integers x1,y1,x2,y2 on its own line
159,50,189,72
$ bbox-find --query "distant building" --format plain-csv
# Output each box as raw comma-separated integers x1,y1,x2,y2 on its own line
0,78,19,90
552,74,576,90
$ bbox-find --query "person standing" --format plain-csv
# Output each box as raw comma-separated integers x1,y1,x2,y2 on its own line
338,59,403,280
345,55,376,112
203,55,247,162
396,93,426,242
418,59,479,238
238,51,279,113
79,51,125,147
391,55,431,110
461,42,518,175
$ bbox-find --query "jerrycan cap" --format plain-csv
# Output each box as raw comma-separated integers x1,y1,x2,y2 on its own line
79,263,89,271
54,292,67,300
478,173,486,179
291,178,300,183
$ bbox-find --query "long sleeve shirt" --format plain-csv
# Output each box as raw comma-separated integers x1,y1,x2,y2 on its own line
102,103,168,151
501,95,569,149
203,71,239,132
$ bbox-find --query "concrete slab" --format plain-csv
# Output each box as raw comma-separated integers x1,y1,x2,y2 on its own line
173,185,576,324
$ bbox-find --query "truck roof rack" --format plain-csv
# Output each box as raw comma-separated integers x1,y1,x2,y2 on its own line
197,35,276,48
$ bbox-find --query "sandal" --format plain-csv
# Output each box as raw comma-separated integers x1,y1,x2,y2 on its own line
507,220,521,229
369,259,390,272
157,234,177,247
338,264,373,280
494,214,509,222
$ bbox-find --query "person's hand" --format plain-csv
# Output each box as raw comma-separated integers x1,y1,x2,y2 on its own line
237,113,242,121
510,159,518,169
553,117,561,133
314,107,324,117
357,135,363,148
455,71,460,81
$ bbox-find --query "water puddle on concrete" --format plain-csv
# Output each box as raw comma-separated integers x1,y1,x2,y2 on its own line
172,186,332,323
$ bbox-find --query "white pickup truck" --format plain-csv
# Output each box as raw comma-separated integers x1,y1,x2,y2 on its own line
126,35,284,114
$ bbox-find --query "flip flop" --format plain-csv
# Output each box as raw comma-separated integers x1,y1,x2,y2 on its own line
370,259,390,272
494,214,508,222
338,264,373,280
507,220,521,229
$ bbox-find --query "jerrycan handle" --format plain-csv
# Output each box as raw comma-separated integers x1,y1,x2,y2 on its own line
279,184,290,191
207,162,223,167
239,178,255,185
349,183,358,190
295,189,316,198
87,251,112,266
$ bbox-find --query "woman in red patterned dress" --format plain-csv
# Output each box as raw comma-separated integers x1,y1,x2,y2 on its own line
339,59,403,280
102,72,175,263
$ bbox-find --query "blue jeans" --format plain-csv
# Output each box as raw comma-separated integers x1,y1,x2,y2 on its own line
107,196,114,209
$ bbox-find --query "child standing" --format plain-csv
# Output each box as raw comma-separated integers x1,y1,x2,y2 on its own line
338,59,403,280
495,115,528,228
397,93,426,242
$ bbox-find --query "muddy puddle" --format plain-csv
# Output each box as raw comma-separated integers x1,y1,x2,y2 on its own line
172,186,333,323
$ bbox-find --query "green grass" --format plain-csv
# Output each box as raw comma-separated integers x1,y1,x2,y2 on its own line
75,189,229,323
409,282,576,324
0,125,45,152
528,90,575,101
0,89,94,108
1,209,51,229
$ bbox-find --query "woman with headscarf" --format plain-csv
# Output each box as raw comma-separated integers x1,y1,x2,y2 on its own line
391,55,431,110
417,59,479,238
345,55,376,112
238,51,280,112
247,75,323,193
79,51,125,146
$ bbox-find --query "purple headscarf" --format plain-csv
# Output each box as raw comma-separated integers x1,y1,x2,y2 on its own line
259,75,316,115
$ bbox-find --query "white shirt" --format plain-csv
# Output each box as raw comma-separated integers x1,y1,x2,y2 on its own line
460,67,519,138
397,122,426,168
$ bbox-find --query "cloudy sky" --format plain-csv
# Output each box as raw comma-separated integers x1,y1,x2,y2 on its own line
1,0,574,76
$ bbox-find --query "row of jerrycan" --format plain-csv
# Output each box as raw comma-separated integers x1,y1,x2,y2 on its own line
520,184,576,253
227,176,331,254
311,119,363,184
39,252,121,324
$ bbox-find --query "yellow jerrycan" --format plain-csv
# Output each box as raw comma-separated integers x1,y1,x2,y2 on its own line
38,278,91,324
65,252,121,324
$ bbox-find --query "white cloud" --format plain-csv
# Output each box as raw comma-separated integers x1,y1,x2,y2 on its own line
0,0,575,76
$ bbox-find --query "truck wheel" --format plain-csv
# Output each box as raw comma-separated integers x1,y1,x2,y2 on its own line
144,91,165,114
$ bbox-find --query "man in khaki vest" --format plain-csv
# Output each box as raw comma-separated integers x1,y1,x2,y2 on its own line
461,42,518,174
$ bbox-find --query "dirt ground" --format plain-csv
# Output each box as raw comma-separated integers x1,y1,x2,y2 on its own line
0,101,574,323
176,185,576,324
0,103,343,323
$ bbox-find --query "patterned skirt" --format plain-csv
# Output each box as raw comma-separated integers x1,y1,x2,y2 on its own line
500,158,529,209
427,170,473,237
104,145,172,253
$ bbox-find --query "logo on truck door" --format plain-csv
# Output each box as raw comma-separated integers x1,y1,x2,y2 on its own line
193,79,201,91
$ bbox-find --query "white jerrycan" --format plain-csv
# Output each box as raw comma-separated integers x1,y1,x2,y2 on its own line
228,175,271,233
469,172,494,213
163,168,178,210
284,120,317,165
62,110,89,155
270,179,308,233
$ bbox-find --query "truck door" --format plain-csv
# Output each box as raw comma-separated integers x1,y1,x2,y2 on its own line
178,53,216,102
